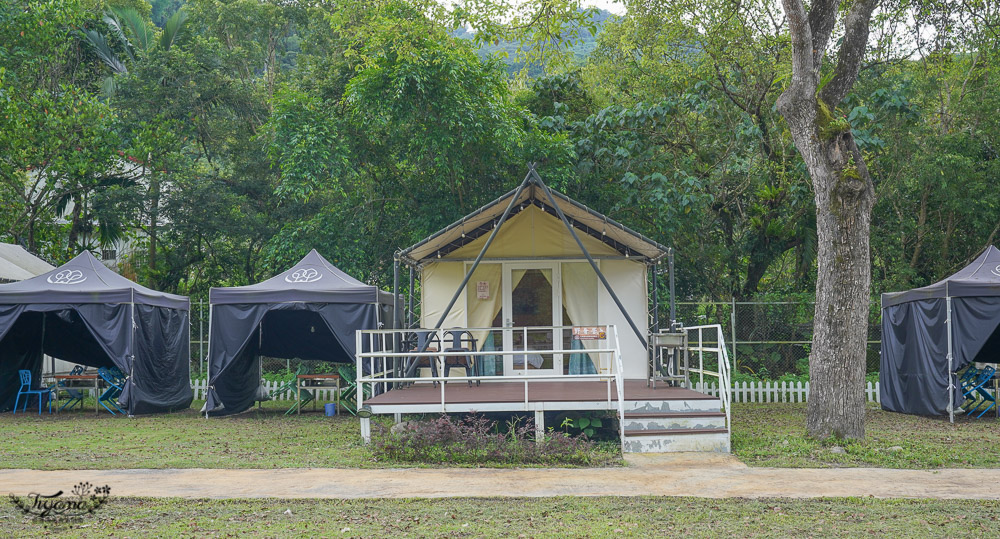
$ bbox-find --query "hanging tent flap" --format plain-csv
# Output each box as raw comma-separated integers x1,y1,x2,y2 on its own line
206,301,379,416
124,304,193,414
0,304,129,412
880,299,952,415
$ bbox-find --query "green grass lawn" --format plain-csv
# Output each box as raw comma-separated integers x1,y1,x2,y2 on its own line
0,399,378,470
733,402,1000,468
4,399,999,470
0,400,620,469
2,496,999,537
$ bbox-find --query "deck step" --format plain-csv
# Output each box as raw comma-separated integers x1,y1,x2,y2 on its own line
623,399,722,414
623,411,726,419
623,428,730,453
624,427,728,437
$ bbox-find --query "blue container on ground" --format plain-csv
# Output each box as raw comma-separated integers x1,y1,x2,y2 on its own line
324,403,338,416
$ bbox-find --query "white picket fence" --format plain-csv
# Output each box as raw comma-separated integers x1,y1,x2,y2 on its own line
189,379,342,402
189,378,881,404
692,380,882,404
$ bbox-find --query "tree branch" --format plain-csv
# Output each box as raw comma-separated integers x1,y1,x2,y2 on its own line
779,0,817,100
819,0,879,107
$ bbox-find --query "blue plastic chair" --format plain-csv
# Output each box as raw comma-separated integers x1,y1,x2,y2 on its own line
56,365,87,411
965,366,996,418
97,367,125,415
14,370,52,415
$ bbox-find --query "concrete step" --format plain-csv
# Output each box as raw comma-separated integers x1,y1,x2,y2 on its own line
622,398,722,414
622,412,727,431
623,428,730,453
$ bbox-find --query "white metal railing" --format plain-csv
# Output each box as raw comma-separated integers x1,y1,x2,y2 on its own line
354,325,625,445
684,324,732,447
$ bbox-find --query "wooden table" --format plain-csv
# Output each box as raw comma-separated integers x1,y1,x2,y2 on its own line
51,374,102,415
296,374,340,415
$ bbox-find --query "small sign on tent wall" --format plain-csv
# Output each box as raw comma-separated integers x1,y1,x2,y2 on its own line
476,281,490,300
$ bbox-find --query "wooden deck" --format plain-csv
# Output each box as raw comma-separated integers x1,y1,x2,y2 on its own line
364,380,714,414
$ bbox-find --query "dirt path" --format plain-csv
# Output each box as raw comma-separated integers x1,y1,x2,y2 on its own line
3,454,999,500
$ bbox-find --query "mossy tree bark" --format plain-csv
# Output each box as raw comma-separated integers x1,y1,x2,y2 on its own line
776,0,879,439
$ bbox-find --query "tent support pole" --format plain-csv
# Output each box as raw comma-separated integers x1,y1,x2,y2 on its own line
651,263,659,333
404,167,535,377
392,256,401,389
407,266,415,329
947,296,954,424
668,248,676,325
205,304,212,419
531,169,648,349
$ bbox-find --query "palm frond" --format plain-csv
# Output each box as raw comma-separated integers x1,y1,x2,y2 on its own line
101,11,134,62
113,6,154,53
81,29,128,75
160,9,189,51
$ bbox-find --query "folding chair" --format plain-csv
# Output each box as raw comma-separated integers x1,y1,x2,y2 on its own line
97,367,125,415
965,366,996,418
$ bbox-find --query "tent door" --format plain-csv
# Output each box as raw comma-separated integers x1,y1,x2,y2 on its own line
501,262,562,376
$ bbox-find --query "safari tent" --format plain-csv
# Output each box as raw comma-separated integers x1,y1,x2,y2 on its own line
395,168,670,380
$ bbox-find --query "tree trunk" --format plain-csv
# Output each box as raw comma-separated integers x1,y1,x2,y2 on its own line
777,0,878,440
782,115,875,439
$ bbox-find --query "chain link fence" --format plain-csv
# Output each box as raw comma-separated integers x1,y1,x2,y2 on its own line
674,300,882,379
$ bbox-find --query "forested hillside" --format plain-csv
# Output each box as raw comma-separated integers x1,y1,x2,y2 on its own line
1,0,997,302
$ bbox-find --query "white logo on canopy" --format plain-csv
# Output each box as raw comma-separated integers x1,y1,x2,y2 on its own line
47,269,87,285
285,268,321,283
992,264,1000,277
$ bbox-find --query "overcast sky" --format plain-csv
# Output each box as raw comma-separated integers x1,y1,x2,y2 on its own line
586,1,625,15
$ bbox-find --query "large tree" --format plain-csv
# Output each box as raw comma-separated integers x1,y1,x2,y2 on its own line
776,0,880,438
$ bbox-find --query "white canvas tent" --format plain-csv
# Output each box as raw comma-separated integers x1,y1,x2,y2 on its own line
396,168,670,380
0,243,55,283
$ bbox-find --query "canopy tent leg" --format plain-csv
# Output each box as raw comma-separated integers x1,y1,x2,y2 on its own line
403,167,535,378
947,296,954,424
205,304,213,419
531,168,648,349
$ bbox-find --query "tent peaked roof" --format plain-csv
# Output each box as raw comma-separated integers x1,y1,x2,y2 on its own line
0,251,188,309
399,174,670,265
882,246,1000,308
210,249,392,305
0,243,55,281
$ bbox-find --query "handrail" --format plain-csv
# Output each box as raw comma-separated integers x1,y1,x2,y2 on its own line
682,324,732,448
609,325,626,454
355,325,625,445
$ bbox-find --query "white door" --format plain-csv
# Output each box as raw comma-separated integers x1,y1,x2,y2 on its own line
501,262,562,375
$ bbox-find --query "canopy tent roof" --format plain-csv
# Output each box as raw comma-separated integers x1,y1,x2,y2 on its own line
882,246,1000,308
0,251,187,310
0,243,55,282
210,249,393,305
399,177,670,265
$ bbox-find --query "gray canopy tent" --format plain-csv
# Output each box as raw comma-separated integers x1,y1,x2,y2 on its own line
0,251,192,414
204,250,394,416
881,246,1000,421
